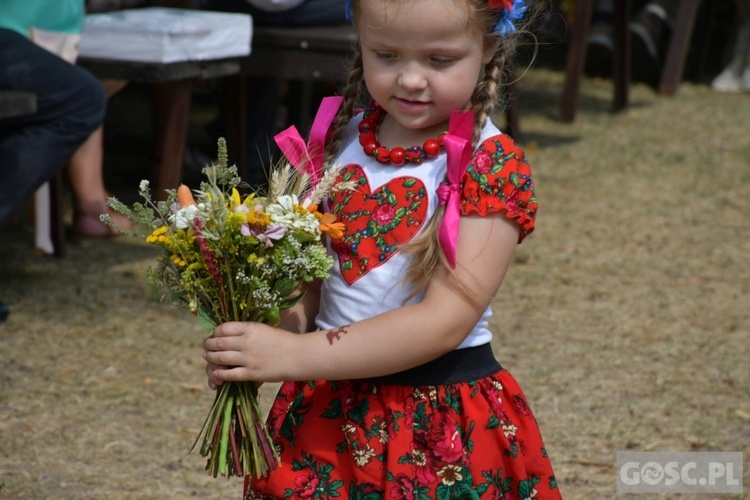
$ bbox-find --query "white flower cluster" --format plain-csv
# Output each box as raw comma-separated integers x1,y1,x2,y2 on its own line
235,270,252,285
169,204,206,230
250,282,281,312
278,237,307,279
265,195,321,237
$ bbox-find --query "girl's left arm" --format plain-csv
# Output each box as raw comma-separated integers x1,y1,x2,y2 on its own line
204,212,520,383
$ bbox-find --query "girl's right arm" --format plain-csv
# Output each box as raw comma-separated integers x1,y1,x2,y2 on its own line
204,278,321,390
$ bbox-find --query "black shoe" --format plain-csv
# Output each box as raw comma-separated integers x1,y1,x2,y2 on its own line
0,300,9,322
586,21,614,77
629,8,671,85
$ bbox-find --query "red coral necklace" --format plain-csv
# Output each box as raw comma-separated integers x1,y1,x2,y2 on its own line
358,101,446,166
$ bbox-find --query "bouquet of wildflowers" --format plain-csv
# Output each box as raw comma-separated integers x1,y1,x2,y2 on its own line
105,138,347,479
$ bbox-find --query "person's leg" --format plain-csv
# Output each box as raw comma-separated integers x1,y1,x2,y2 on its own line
586,0,616,77
629,0,676,84
587,0,668,80
712,18,750,92
0,29,106,229
66,125,133,236
644,0,677,23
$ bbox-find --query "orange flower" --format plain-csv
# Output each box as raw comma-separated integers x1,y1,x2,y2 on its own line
319,213,345,240
177,184,196,207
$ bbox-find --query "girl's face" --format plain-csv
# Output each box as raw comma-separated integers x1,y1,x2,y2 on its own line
358,0,492,139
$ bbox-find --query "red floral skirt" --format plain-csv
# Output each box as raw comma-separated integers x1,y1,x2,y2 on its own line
245,350,560,499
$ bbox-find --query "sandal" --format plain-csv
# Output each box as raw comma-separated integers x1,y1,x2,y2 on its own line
73,206,133,239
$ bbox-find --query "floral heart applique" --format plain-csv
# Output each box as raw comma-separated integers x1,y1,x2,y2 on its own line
328,164,428,285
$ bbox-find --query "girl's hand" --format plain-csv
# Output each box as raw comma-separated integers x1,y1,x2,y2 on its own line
202,321,296,386
204,360,225,390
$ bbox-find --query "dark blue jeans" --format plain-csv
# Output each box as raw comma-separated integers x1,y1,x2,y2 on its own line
0,28,106,229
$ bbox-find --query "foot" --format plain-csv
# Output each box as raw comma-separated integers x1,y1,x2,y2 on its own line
0,300,8,322
74,202,133,238
711,66,745,93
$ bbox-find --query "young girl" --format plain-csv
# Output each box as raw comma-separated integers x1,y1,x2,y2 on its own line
203,0,562,498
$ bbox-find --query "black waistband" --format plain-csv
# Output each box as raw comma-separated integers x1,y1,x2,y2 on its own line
363,343,501,386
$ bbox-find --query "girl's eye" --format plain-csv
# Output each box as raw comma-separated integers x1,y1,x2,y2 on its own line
375,52,396,60
431,57,454,66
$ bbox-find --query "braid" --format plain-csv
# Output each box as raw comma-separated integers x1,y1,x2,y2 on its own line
471,46,509,147
401,42,513,306
323,44,365,168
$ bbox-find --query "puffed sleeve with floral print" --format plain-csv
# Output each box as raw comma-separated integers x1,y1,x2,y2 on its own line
460,134,537,242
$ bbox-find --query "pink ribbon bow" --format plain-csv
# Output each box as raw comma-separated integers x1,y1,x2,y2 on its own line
437,110,474,268
274,96,344,185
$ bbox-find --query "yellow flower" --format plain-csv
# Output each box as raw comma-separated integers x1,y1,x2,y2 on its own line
246,210,271,229
171,254,187,267
228,210,247,226
230,187,241,208
293,204,308,217
230,187,256,209
246,254,266,265
146,225,168,244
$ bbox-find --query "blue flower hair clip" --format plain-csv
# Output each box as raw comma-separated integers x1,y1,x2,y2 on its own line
345,0,526,37
489,0,527,36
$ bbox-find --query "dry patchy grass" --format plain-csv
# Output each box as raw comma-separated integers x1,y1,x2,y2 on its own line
1,68,748,499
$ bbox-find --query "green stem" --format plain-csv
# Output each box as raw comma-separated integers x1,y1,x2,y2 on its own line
237,384,260,478
192,381,228,455
226,271,240,321
218,389,235,476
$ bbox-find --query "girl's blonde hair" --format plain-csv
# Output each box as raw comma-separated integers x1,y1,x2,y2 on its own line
323,0,531,304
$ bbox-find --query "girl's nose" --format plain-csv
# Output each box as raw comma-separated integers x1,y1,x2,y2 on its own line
397,62,427,91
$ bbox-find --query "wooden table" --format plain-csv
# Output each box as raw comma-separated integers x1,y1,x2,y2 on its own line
241,25,355,133
78,26,357,200
244,24,521,139
77,56,248,199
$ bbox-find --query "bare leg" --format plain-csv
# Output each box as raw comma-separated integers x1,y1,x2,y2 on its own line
67,125,132,235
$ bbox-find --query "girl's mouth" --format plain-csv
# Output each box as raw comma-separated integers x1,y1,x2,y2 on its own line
393,98,430,114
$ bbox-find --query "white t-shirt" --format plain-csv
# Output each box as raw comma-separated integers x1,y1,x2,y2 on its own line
316,112,505,349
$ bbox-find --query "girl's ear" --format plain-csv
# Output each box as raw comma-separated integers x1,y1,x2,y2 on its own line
483,39,501,65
